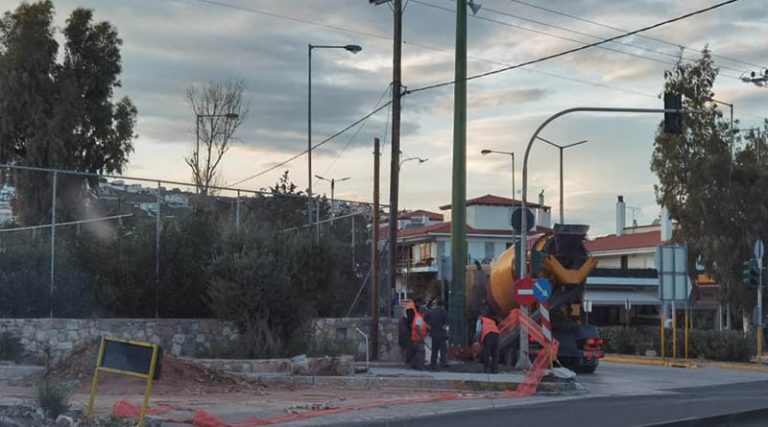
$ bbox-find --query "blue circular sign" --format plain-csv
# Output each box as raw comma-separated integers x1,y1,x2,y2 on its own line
533,278,552,303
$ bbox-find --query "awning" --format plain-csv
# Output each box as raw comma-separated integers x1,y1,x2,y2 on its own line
584,289,659,307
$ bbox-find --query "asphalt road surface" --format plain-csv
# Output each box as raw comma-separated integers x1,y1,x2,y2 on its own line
331,362,768,427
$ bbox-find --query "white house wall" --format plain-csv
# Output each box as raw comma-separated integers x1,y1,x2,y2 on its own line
469,205,513,230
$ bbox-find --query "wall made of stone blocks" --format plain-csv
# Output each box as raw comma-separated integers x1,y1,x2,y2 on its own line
0,318,236,361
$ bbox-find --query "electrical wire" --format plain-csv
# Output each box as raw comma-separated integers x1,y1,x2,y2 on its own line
453,0,747,76
412,1,685,72
195,0,391,41
318,83,393,179
407,0,742,94
229,100,393,187
191,0,702,102
505,0,766,71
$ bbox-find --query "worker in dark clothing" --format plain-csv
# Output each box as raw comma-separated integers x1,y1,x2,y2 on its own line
476,312,500,374
425,300,449,370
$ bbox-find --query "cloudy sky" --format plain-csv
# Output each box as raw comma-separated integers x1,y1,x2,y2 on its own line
5,0,767,235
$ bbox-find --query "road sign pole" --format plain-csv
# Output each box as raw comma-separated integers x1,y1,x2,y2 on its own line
758,258,763,358
672,300,677,359
755,240,764,359
659,303,665,359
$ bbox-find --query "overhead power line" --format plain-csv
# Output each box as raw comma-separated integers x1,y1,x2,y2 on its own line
448,0,747,76
407,0,742,94
412,0,727,78
318,83,393,180
505,0,766,71
229,99,393,187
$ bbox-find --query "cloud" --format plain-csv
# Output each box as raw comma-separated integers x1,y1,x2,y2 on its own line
434,88,547,115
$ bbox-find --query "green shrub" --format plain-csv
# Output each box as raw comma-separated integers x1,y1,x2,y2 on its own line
0,331,23,362
598,326,751,361
36,381,69,419
286,332,357,358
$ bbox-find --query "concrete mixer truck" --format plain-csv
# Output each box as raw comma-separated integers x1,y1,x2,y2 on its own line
467,224,604,373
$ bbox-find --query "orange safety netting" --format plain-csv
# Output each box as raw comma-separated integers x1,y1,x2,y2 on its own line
115,309,558,426
111,399,180,419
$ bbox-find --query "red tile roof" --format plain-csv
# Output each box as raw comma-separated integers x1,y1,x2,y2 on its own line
439,194,548,210
395,222,552,239
585,230,664,253
398,209,444,221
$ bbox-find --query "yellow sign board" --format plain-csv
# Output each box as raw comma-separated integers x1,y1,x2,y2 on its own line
87,337,161,427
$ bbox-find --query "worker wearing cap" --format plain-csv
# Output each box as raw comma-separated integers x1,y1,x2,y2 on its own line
476,312,500,374
408,305,428,370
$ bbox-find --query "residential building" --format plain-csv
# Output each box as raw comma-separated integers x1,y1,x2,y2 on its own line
584,196,719,328
394,194,552,303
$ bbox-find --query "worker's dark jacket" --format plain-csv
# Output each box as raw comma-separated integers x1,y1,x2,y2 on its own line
425,308,448,338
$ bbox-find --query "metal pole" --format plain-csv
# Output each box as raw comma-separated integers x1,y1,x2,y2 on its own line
331,178,335,221
449,0,468,347
511,153,515,200
307,45,314,227
387,0,403,328
521,106,689,367
155,181,161,319
352,214,356,268
316,196,320,241
559,147,564,225
758,257,763,358
49,171,57,319
195,116,201,192
372,137,380,359
235,190,241,231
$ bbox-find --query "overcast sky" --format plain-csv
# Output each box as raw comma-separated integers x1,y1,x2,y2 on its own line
4,0,767,235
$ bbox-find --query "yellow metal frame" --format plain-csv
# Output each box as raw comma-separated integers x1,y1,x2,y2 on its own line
87,337,160,427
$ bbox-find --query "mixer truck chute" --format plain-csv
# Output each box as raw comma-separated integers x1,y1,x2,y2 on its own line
468,224,604,373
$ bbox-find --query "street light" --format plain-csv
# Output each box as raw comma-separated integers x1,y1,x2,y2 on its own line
699,94,735,148
536,137,588,225
400,156,428,167
315,174,351,219
308,44,363,228
481,149,515,200
741,70,768,88
195,113,239,192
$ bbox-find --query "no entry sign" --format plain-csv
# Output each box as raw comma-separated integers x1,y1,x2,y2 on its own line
513,278,536,306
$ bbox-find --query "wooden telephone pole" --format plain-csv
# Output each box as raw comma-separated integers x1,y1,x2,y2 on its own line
371,138,381,359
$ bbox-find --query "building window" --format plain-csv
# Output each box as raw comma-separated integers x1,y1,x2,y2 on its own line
484,242,495,261
620,255,628,269
420,243,432,260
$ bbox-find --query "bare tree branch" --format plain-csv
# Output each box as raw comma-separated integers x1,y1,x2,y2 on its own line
185,79,249,194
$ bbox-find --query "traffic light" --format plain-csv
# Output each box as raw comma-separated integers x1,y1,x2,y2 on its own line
664,92,683,135
742,259,759,287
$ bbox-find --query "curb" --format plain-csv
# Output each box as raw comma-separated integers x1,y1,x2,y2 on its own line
636,406,768,427
603,354,768,372
708,361,768,372
245,373,579,394
602,355,699,369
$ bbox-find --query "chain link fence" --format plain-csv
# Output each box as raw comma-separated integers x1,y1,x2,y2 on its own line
0,164,389,319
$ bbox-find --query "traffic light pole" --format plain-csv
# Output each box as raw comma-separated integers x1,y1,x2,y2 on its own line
758,258,763,358
519,105,688,370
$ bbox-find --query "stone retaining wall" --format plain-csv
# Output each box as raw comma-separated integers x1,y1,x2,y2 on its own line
309,318,401,362
0,317,402,362
194,355,355,376
0,318,236,360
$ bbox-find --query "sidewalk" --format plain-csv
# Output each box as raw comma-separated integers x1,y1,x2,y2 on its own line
602,353,768,372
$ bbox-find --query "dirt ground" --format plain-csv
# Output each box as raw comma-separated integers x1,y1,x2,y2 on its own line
2,342,434,422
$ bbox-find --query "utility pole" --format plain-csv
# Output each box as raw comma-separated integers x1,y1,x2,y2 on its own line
387,0,403,320
449,0,468,347
372,137,381,359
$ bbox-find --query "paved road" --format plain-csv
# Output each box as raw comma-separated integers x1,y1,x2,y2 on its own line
343,381,768,427
289,362,768,427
